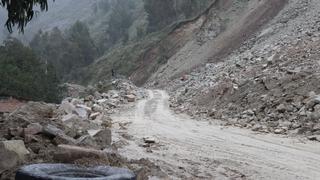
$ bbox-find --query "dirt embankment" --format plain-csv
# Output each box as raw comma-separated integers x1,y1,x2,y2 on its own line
147,0,287,86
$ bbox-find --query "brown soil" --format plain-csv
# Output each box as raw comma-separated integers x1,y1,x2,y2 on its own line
0,98,25,113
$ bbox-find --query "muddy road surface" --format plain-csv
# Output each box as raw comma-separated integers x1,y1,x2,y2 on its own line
112,90,320,180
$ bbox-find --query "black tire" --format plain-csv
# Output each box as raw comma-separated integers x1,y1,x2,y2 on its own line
15,164,136,180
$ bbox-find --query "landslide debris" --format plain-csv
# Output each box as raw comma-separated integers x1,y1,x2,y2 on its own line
0,79,163,180
163,0,320,138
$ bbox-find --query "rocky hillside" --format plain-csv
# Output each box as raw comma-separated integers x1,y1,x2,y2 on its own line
87,0,287,86
158,0,320,139
84,0,216,85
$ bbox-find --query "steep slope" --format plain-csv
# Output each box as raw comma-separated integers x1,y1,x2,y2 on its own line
87,0,286,86
163,0,320,137
148,0,287,84
84,0,216,85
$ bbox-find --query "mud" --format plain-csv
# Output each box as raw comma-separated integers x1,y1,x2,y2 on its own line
112,90,320,179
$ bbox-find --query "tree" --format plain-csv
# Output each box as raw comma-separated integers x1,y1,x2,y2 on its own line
0,0,50,32
0,38,61,103
30,22,98,82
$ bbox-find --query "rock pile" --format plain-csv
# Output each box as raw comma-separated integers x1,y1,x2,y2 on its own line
164,0,320,138
0,79,151,179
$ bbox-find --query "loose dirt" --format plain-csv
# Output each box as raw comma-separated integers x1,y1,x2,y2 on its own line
112,90,320,180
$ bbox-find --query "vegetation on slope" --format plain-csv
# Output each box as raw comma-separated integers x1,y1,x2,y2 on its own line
0,38,60,103
30,21,98,82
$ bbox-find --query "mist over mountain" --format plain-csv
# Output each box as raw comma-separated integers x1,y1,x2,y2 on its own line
0,0,97,42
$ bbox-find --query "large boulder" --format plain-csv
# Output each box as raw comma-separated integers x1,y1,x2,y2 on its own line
43,125,77,145
6,102,55,127
53,145,107,163
0,140,29,173
23,123,43,137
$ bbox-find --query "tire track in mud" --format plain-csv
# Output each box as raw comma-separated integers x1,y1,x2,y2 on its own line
113,90,320,180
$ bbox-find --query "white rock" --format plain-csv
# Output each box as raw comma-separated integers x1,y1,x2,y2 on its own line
125,94,136,102
90,112,101,120
143,137,156,144
59,101,76,114
92,104,104,112
76,104,92,112
97,99,108,104
87,129,101,136
75,108,88,118
0,140,29,159
62,114,79,122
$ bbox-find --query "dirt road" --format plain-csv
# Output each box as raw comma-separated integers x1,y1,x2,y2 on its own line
112,90,320,180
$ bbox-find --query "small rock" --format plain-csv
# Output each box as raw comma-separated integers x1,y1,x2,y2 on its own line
62,114,80,123
244,109,255,116
94,92,102,99
74,108,88,118
77,135,98,148
92,104,103,112
308,91,317,98
208,108,217,117
297,127,312,135
252,124,262,131
9,127,24,137
143,137,156,144
125,94,136,102
309,112,320,121
274,128,286,134
87,129,101,136
314,104,320,112
298,106,307,116
23,123,43,137
76,104,92,112
90,112,101,120
84,95,94,102
97,99,108,104
101,93,109,98
306,95,320,109
71,98,83,106
60,101,76,114
313,124,320,131
276,104,286,113
307,135,320,142
93,129,112,147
